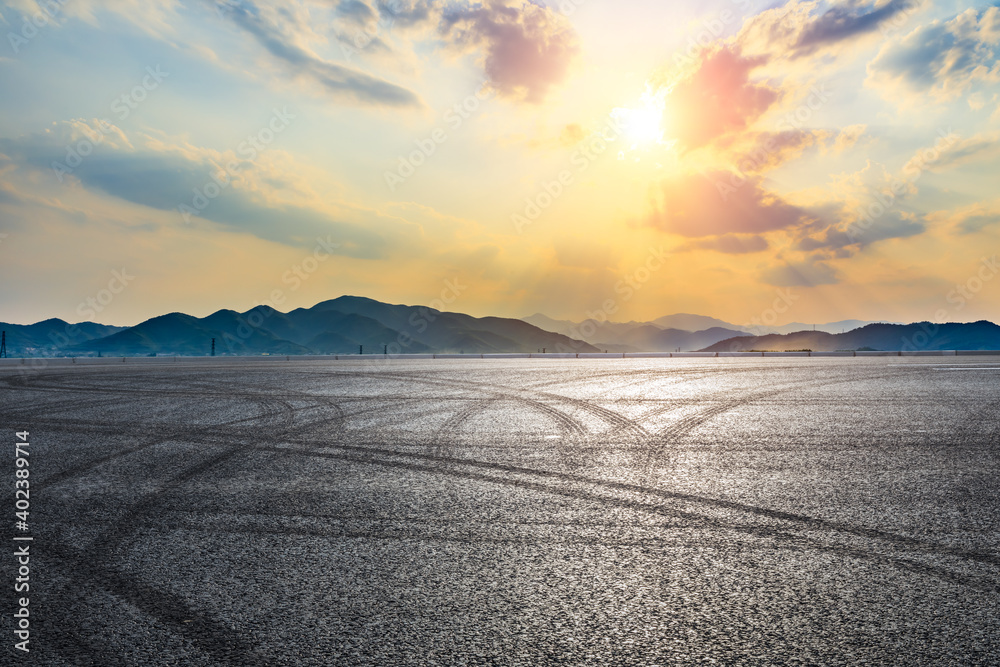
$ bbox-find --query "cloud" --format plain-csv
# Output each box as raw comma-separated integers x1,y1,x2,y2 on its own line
440,0,580,103
927,201,1000,235
738,0,919,61
559,123,585,147
867,7,1000,102
688,234,770,254
955,212,1000,235
796,210,925,251
336,0,378,28
790,158,929,253
1,0,185,40
367,0,434,29
330,0,434,59
902,131,1000,174
660,46,780,151
218,0,420,107
0,120,403,256
832,124,867,152
730,129,826,173
760,259,840,287
647,170,821,238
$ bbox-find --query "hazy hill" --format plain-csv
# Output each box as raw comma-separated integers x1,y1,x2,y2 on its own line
53,296,597,356
701,321,1000,352
0,319,127,356
601,325,750,352
521,313,652,341
762,319,895,335
71,312,312,356
10,300,979,357
651,313,740,331
313,296,599,354
522,312,887,348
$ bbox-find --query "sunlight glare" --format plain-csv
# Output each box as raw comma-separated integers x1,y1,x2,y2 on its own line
612,86,671,152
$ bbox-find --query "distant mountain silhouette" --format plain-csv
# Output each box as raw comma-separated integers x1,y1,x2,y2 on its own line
6,303,995,357
0,318,126,355
521,313,889,349
650,313,740,331
701,321,1000,352
22,296,601,356
762,319,892,335
76,312,312,356
522,313,655,341
604,325,751,353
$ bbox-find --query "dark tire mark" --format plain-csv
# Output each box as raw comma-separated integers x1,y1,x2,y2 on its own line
43,540,262,665
641,367,926,471
259,443,1000,593
260,439,1000,570
34,395,295,492
314,370,633,438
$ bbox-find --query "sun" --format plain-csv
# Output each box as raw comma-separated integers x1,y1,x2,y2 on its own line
612,87,670,151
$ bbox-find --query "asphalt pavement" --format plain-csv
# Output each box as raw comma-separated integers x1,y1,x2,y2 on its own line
2,357,999,665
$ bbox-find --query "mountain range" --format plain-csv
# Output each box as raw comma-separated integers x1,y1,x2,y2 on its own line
0,296,600,357
520,313,886,352
700,322,1000,352
2,298,997,357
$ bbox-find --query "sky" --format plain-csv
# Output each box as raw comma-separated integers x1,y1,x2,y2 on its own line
1,0,999,328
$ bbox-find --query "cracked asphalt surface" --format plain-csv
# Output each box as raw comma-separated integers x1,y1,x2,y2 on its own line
3,356,1000,665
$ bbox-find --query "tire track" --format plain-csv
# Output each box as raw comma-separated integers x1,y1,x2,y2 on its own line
255,436,1000,570
316,370,633,437
41,502,265,665
258,443,1000,593
33,394,296,493
640,366,933,471
42,395,301,665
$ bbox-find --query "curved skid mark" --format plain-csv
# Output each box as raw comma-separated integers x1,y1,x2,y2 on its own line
256,439,1000,570
335,370,637,437
43,540,262,665
641,367,922,471
259,444,1000,593
503,395,587,436
434,398,498,439
34,395,295,492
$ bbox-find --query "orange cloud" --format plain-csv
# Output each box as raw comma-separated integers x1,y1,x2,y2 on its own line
440,0,580,103
647,170,820,238
659,46,780,151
